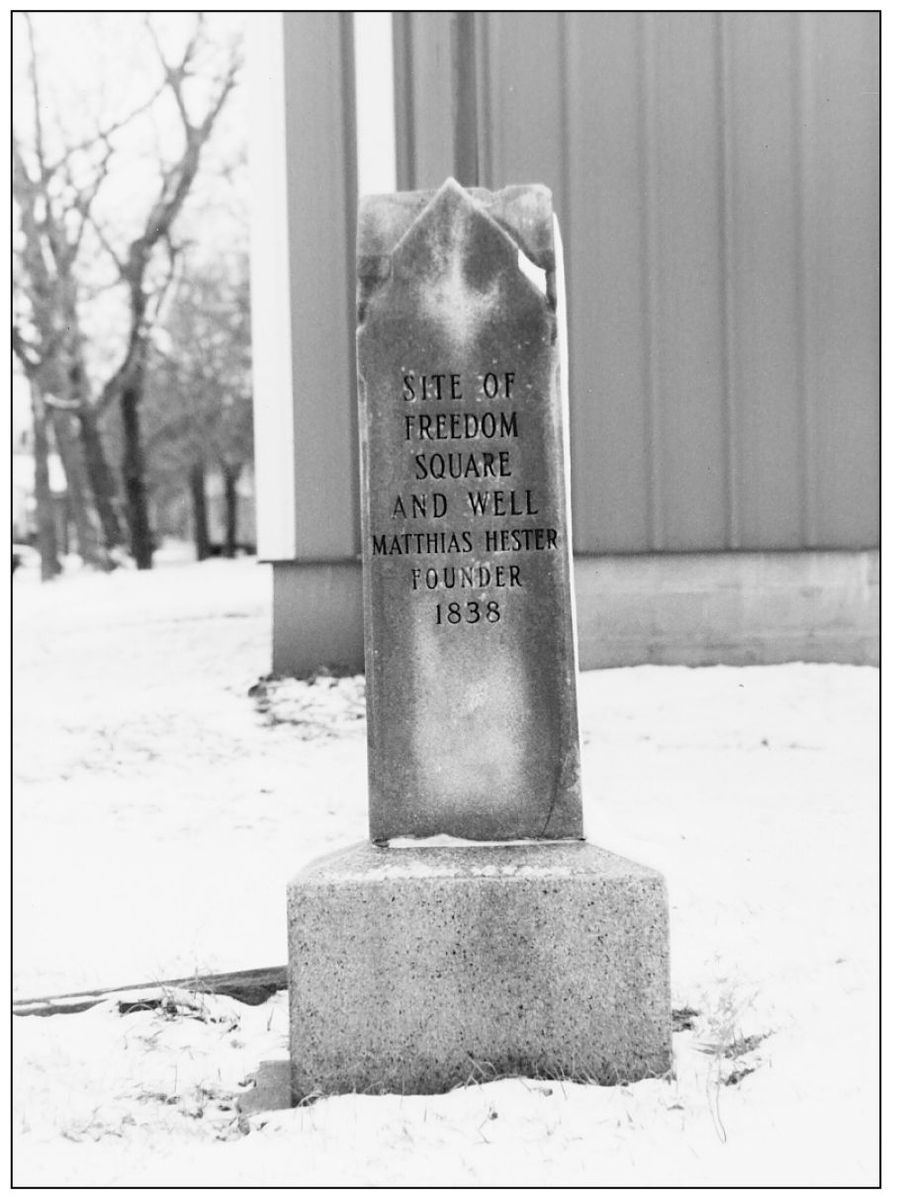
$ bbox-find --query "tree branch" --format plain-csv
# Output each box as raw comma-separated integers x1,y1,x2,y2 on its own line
146,14,203,132
44,81,167,176
24,14,48,182
68,143,114,259
86,209,125,275
99,35,240,410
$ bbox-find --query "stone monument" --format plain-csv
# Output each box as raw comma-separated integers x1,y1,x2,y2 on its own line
287,179,671,1097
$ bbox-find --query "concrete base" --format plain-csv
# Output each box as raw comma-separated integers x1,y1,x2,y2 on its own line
271,560,363,676
287,841,671,1098
574,548,880,668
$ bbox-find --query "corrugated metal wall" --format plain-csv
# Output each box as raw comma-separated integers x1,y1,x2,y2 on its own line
394,11,879,554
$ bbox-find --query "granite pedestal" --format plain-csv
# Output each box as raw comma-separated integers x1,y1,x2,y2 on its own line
288,841,670,1098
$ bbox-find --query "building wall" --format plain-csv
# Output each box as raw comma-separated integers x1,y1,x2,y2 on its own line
395,11,880,553
251,13,879,675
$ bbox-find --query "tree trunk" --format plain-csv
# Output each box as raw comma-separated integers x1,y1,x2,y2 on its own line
30,386,61,581
78,403,125,553
49,408,105,568
69,351,125,555
222,462,241,558
120,374,154,570
60,497,71,555
189,461,211,561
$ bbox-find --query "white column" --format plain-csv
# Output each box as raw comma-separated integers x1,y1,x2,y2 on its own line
353,13,397,196
247,14,296,560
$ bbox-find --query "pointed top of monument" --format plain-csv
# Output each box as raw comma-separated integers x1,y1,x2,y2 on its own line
357,181,556,276
434,176,469,199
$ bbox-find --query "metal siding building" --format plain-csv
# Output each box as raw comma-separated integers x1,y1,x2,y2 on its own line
250,13,879,673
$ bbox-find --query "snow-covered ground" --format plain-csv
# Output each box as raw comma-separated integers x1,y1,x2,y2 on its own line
12,547,879,1186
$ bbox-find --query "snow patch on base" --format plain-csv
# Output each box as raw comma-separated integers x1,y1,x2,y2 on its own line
386,835,571,848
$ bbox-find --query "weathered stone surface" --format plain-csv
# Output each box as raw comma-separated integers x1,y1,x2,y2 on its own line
287,841,671,1098
357,179,582,842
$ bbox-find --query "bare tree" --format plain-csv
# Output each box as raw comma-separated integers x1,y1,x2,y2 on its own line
98,19,240,568
13,14,156,570
12,13,241,574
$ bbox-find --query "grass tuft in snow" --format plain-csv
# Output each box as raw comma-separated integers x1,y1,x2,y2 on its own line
671,1006,701,1032
248,671,366,737
689,976,773,1143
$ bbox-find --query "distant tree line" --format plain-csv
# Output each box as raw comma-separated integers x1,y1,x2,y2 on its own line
12,13,251,579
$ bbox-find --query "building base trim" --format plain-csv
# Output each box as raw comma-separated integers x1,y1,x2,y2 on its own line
270,550,879,676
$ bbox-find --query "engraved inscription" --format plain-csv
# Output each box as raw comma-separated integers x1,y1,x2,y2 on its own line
368,367,563,626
